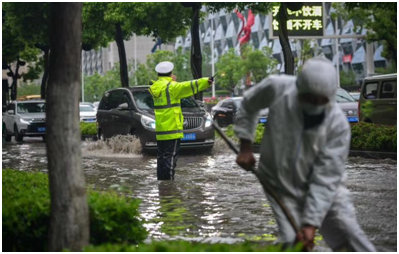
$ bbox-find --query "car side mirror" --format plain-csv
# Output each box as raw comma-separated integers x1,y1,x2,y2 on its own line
117,103,129,110
7,109,15,114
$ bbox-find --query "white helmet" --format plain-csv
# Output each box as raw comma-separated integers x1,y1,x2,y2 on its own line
155,61,174,74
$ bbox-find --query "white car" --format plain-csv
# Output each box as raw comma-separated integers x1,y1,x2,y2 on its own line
79,103,97,123
3,100,46,142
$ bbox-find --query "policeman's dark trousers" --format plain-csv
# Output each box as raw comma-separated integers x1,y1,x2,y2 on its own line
156,139,180,180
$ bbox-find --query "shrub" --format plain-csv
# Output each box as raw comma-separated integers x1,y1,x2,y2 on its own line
224,124,265,145
2,169,147,252
350,122,396,152
221,122,396,152
83,240,302,252
80,122,97,135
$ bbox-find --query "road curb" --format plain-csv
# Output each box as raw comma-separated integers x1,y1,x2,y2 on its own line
349,150,397,160
251,145,396,160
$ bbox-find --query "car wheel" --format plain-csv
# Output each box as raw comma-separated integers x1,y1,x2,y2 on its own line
14,125,23,142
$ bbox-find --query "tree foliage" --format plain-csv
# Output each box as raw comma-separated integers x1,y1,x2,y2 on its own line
215,46,277,92
215,49,244,92
241,46,278,83
83,64,122,102
332,2,397,64
132,48,193,86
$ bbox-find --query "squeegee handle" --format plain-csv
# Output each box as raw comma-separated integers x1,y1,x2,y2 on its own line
212,122,301,235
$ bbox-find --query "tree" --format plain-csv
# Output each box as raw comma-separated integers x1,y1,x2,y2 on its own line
2,3,44,100
84,64,122,102
83,3,192,88
215,48,244,93
2,3,51,99
46,3,89,251
132,48,193,86
241,45,278,83
333,2,397,65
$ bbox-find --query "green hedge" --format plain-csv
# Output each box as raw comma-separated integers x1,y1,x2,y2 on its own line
80,122,97,136
83,240,302,252
350,122,397,152
2,169,147,251
222,122,396,152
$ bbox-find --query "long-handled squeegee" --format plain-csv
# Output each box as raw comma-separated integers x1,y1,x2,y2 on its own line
212,122,303,240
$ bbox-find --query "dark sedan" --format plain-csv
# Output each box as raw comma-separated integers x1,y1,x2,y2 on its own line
211,97,268,127
97,86,215,153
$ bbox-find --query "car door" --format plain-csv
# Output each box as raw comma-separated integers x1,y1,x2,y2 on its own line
375,79,397,124
114,90,135,135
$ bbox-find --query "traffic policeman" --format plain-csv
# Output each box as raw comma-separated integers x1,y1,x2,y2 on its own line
149,61,213,180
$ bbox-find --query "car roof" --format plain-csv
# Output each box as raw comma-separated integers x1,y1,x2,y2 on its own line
364,73,396,81
129,86,150,91
15,100,45,103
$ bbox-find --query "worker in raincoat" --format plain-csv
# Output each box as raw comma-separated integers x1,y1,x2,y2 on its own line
149,61,213,180
234,57,376,251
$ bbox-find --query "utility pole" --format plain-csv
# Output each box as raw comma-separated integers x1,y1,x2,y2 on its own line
210,18,215,98
81,52,84,102
335,18,340,87
366,42,374,76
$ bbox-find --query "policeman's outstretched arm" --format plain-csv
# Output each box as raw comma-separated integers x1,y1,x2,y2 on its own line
236,139,256,171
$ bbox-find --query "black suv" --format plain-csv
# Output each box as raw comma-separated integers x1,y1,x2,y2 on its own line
97,86,215,152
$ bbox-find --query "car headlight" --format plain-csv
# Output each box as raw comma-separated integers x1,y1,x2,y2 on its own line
346,110,357,116
205,113,212,128
20,118,31,124
141,115,156,131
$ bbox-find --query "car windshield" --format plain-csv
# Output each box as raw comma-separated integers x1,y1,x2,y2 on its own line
80,105,95,112
17,102,46,113
133,90,199,110
336,89,356,103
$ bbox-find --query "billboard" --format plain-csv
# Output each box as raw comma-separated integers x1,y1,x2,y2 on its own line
270,3,325,39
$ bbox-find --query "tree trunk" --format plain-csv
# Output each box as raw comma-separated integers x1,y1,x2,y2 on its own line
47,3,89,251
278,3,295,75
190,4,203,100
41,48,50,99
115,23,129,87
7,58,20,101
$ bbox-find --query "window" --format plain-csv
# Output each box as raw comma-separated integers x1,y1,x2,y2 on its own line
363,82,378,99
108,90,125,109
380,81,396,99
17,102,45,113
336,89,355,103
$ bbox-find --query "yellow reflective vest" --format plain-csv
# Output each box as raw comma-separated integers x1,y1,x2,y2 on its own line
149,76,210,140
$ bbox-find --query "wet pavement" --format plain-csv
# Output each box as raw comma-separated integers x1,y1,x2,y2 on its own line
2,136,397,251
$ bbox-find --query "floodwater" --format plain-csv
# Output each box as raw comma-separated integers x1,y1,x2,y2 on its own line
2,136,397,252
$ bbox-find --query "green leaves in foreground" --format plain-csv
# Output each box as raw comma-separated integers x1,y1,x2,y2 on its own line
83,240,303,252
2,169,147,251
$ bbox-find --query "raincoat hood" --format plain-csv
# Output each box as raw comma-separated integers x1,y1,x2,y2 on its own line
296,57,337,102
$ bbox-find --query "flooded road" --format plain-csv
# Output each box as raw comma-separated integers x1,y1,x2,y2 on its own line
2,137,397,251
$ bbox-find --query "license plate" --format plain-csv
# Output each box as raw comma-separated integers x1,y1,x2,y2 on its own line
38,127,46,132
181,133,196,141
259,118,267,123
347,117,358,123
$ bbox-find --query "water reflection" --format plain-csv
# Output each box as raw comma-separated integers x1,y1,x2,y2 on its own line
1,137,396,251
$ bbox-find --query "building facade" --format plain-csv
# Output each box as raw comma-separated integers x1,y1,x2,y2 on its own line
174,4,387,84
